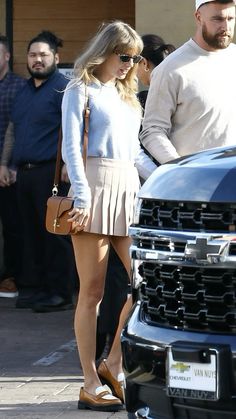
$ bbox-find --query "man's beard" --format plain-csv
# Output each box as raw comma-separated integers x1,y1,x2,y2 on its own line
202,23,233,49
27,61,57,79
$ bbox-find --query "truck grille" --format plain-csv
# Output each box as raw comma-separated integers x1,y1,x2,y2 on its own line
140,262,236,332
139,200,236,232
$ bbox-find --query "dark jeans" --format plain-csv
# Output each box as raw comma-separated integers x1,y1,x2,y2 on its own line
16,162,77,299
0,183,23,285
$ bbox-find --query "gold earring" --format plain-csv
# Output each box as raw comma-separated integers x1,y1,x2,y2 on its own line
144,67,149,72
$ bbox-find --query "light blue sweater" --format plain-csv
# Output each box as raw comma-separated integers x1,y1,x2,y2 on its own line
62,81,156,208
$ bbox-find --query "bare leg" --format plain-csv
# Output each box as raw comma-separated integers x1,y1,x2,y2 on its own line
72,232,110,394
104,236,132,378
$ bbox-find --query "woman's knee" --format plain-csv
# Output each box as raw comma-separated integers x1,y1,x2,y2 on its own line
78,285,104,308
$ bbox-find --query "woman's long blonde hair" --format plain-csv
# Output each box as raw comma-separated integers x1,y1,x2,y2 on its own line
73,21,143,109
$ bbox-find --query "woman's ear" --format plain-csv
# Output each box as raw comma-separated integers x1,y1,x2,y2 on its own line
142,57,150,72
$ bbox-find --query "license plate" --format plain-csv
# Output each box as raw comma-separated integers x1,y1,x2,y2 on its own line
166,347,218,400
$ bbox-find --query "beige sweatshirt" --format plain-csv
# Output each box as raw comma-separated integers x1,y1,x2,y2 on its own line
140,38,236,164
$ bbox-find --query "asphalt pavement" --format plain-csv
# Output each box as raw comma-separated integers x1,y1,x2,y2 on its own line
0,296,128,419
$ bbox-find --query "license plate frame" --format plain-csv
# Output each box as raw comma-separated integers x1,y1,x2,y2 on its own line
166,346,219,401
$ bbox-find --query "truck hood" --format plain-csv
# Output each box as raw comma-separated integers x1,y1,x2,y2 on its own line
139,146,236,203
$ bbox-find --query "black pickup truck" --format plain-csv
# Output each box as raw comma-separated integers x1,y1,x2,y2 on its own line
122,146,236,419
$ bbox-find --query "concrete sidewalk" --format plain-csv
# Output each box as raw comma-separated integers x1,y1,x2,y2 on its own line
0,297,127,419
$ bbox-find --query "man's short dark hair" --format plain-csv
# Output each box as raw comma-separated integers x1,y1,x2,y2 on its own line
27,31,63,53
0,34,10,52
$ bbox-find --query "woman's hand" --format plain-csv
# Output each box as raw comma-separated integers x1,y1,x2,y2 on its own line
68,207,90,232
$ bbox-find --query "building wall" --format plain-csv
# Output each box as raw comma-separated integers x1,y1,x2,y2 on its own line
12,0,135,76
3,0,235,76
136,0,196,47
0,0,197,75
0,0,6,34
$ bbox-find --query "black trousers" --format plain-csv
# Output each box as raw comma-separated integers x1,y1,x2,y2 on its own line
96,245,129,359
0,183,23,285
16,161,77,299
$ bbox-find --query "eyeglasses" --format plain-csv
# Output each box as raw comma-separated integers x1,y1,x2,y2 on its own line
115,52,143,64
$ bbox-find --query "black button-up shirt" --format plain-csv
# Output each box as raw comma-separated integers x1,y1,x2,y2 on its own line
11,70,69,166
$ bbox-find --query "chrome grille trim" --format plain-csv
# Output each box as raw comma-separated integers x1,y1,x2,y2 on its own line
130,226,236,332
130,227,236,266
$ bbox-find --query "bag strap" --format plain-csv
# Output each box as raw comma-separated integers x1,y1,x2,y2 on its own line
52,85,90,196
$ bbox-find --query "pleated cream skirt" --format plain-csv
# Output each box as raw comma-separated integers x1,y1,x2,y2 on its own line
70,157,140,236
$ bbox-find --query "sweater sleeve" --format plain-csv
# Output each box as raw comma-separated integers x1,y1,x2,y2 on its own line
61,83,91,208
135,145,158,180
140,63,180,164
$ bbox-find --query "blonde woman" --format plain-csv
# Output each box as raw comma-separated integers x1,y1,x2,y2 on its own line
62,21,156,412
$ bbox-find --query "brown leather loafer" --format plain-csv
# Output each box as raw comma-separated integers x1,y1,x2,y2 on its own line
97,359,124,403
78,385,123,411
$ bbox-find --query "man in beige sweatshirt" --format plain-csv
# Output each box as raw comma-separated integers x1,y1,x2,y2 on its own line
140,0,236,164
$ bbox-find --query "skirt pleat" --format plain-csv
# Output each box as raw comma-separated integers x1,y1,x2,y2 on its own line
70,157,140,236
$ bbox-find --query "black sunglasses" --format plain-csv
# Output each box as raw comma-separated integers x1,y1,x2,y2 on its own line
115,52,143,64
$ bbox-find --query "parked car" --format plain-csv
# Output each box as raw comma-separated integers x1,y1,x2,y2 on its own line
121,145,236,419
